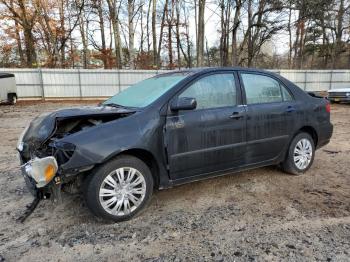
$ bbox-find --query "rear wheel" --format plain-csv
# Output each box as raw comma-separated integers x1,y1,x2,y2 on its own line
282,132,315,175
84,155,154,222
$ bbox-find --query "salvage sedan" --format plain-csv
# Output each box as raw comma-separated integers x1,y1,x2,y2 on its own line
17,68,333,222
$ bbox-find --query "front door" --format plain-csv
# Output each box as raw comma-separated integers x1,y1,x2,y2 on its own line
164,72,246,181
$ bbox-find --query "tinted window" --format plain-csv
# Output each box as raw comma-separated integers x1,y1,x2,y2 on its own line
179,74,236,110
242,73,283,104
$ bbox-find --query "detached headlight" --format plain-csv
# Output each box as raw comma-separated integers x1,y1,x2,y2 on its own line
24,156,58,188
17,124,30,151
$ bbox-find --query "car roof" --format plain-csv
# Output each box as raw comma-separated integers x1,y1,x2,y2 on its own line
157,67,273,77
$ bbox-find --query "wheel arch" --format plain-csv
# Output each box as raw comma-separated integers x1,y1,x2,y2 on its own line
111,148,160,189
298,126,318,147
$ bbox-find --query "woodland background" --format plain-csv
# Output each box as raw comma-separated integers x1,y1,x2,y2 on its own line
0,0,349,70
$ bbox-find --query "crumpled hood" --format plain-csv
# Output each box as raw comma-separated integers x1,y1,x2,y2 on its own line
22,106,135,147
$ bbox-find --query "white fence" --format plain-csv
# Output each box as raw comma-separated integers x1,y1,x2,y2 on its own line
1,68,349,100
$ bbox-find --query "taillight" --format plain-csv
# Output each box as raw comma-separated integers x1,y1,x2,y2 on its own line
326,102,331,113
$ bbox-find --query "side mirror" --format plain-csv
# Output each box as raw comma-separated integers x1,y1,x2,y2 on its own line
170,97,197,111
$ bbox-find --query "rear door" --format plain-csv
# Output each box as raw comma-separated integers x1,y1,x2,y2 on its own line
165,72,246,180
239,72,296,164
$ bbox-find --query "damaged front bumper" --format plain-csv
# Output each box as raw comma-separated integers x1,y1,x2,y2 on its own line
17,156,60,222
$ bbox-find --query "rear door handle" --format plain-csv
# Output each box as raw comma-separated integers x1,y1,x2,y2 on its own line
230,111,244,119
286,106,296,113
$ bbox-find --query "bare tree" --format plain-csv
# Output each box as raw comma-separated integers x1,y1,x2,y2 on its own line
1,0,39,67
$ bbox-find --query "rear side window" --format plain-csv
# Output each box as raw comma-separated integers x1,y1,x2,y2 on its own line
241,73,292,104
179,73,236,110
281,86,293,101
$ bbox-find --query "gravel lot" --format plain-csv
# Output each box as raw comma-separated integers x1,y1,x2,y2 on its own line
0,102,349,262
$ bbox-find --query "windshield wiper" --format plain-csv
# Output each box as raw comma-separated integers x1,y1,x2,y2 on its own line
103,103,138,110
103,103,126,108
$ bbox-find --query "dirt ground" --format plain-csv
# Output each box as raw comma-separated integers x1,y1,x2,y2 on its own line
0,102,349,262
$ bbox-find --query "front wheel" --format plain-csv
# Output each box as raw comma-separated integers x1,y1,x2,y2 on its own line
84,155,154,222
282,132,315,175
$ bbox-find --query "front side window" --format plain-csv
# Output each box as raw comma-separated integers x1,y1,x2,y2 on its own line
179,73,236,110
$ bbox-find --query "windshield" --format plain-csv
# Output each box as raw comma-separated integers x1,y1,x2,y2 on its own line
103,73,188,108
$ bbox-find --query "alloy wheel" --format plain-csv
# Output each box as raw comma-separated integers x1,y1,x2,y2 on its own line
99,167,146,216
293,138,313,170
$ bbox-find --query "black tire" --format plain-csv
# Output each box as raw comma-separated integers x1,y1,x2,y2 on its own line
7,93,17,105
281,132,315,175
84,155,154,222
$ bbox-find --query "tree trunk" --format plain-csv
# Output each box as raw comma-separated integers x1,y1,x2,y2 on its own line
224,1,231,66
23,27,37,67
167,0,174,68
220,0,224,66
157,0,169,67
298,19,305,69
68,12,75,68
231,0,241,66
175,0,181,68
247,0,253,67
333,0,345,68
197,0,205,66
287,1,292,69
96,0,108,69
152,0,157,66
17,0,37,67
128,0,135,68
79,13,88,68
320,15,329,68
107,0,122,68
140,0,144,53
206,38,210,66
14,19,25,66
183,3,192,68
59,0,65,67
10,0,25,66
146,0,152,51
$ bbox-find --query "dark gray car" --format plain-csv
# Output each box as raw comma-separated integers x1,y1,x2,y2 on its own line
17,68,333,222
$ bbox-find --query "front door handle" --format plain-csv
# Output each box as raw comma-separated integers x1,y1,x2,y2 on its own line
286,106,296,113
230,111,244,119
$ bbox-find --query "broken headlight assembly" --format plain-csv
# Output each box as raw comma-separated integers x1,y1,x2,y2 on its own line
23,156,58,188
